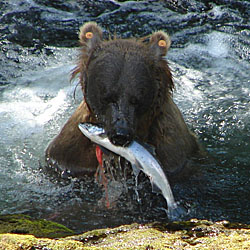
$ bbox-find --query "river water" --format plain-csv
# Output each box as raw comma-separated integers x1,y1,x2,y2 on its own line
0,5,249,233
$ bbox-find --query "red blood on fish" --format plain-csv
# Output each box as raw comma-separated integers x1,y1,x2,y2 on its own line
96,145,103,166
95,145,110,208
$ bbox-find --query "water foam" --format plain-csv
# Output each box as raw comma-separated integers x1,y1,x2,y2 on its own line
0,64,79,141
207,32,229,58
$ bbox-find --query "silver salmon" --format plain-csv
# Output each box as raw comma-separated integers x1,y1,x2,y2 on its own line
78,122,183,220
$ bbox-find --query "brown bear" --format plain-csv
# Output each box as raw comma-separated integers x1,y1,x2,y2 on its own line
45,22,200,179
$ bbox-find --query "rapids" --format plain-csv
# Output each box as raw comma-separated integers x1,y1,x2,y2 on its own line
0,0,249,233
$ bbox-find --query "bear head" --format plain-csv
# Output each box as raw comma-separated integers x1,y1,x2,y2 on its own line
72,22,174,146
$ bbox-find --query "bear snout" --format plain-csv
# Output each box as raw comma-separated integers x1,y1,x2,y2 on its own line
108,127,133,147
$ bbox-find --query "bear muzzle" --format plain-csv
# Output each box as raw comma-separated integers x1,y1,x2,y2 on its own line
108,127,134,147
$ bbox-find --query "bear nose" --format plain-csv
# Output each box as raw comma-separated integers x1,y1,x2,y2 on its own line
109,128,133,147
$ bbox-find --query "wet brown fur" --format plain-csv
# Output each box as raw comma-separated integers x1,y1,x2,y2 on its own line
45,22,200,177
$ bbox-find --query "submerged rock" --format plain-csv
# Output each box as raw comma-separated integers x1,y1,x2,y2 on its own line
0,218,249,249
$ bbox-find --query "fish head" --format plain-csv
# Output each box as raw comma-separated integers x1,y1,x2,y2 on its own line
78,123,106,145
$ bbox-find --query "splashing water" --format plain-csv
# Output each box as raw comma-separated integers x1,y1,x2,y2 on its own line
0,29,249,231
79,122,185,221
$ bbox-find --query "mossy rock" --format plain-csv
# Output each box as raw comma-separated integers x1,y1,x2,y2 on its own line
0,218,250,249
0,214,74,238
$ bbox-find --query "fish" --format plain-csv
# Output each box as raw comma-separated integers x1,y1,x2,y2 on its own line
78,122,184,220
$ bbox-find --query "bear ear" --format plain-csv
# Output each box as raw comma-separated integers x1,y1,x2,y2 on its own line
79,22,103,52
148,31,171,58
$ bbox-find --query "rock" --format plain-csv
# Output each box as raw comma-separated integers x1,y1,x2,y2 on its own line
1,0,249,47
0,218,250,249
0,0,118,47
0,0,248,85
0,214,74,238
0,41,76,85
1,0,249,84
0,2,80,47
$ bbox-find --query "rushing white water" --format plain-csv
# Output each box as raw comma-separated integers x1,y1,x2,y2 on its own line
0,29,249,231
0,62,82,216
